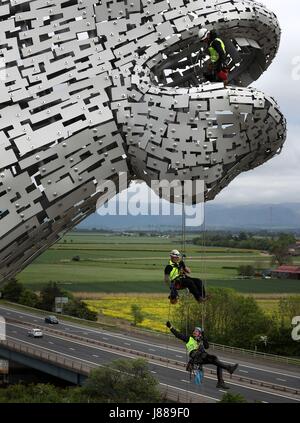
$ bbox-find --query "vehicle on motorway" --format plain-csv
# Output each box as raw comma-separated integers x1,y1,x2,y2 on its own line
28,328,43,338
44,315,59,324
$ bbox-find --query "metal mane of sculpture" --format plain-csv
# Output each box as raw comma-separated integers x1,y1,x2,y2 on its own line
0,0,286,283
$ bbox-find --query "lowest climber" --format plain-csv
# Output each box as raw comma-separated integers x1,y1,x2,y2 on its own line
164,249,209,304
166,322,238,389
198,28,229,84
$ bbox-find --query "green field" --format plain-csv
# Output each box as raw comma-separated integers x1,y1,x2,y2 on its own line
18,232,300,294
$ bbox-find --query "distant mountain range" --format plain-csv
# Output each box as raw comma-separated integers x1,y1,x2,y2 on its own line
77,202,300,231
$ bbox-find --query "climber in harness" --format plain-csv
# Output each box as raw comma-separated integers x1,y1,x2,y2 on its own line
166,322,238,389
164,249,209,304
198,28,229,84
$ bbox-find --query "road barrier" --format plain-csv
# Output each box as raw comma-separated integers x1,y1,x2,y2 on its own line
1,338,92,375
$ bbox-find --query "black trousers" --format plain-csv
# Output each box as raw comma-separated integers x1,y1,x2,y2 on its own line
204,62,224,82
175,276,206,301
190,351,229,382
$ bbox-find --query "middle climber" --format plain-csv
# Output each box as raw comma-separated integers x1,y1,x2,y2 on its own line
164,249,210,304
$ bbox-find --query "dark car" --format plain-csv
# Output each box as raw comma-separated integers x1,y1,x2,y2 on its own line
45,315,59,324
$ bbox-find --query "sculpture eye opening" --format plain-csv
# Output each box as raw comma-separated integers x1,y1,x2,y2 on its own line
148,34,266,88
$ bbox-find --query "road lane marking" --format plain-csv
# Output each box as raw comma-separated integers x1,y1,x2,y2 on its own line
151,371,157,374
239,370,249,374
92,355,99,358
48,342,54,344
176,355,183,358
219,362,300,380
181,380,190,383
149,348,156,351
69,347,75,351
124,342,131,346
277,378,286,382
219,390,227,393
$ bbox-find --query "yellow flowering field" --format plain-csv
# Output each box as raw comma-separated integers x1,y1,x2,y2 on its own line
256,299,279,316
85,294,177,332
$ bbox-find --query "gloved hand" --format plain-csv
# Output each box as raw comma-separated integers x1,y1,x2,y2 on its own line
166,321,172,328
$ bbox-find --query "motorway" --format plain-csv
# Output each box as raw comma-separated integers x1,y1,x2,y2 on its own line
0,304,300,403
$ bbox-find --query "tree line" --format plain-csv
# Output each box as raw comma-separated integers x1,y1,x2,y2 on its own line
193,232,296,262
173,288,300,357
1,279,97,321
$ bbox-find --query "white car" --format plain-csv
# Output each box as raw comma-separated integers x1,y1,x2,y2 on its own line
28,328,43,338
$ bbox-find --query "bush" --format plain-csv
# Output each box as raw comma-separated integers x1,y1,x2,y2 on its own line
131,304,144,326
238,265,255,277
19,289,39,308
2,279,24,302
63,299,97,321
220,393,247,403
0,384,63,403
82,359,162,403
39,282,65,311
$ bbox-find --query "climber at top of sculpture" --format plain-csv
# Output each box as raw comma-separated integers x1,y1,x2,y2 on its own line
0,0,286,283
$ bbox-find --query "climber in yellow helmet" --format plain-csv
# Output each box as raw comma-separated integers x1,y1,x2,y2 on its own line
164,249,209,304
166,322,238,389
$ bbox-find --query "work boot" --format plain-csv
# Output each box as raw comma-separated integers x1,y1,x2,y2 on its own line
227,363,238,375
216,380,229,390
197,294,212,303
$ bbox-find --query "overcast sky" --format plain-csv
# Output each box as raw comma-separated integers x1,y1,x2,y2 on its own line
122,0,300,207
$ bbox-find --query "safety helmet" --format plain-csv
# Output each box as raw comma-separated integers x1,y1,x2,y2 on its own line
170,249,181,258
193,327,202,340
198,28,209,41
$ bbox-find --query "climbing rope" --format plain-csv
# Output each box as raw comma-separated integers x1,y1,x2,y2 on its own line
185,291,191,401
164,301,172,399
181,202,186,257
201,201,207,331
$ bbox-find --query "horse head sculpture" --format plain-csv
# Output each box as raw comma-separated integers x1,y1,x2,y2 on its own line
0,0,286,283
